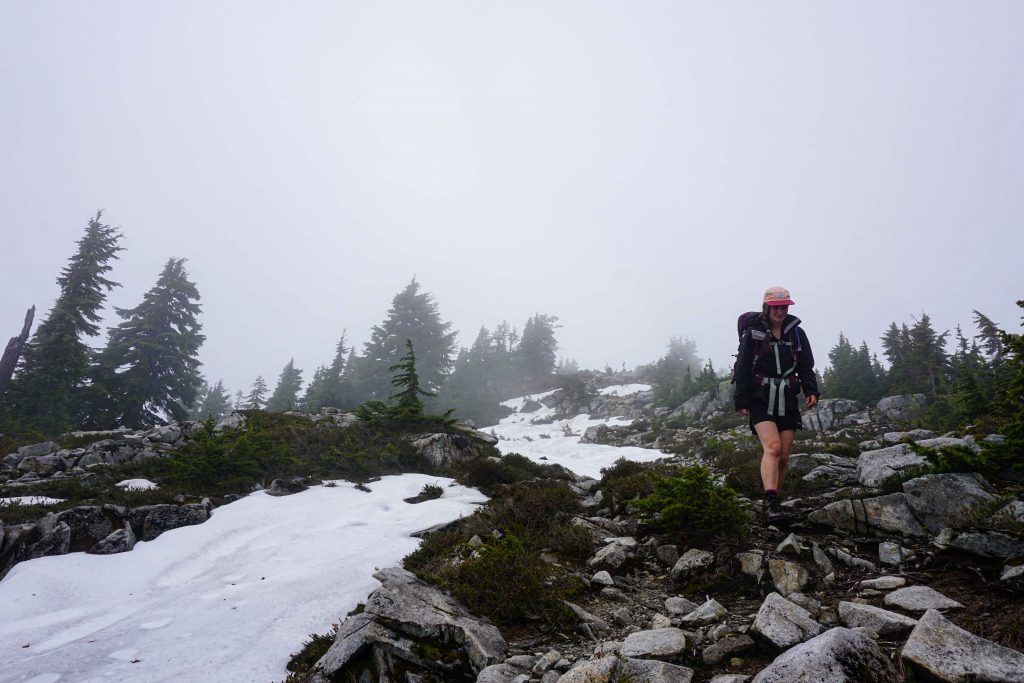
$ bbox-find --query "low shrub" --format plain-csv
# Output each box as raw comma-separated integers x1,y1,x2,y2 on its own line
285,630,337,679
637,465,750,544
452,452,563,495
823,442,859,458
909,440,1020,479
419,483,444,500
444,535,577,626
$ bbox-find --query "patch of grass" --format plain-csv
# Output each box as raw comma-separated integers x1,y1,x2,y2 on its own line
637,465,751,545
823,442,859,458
284,629,336,679
909,440,1020,479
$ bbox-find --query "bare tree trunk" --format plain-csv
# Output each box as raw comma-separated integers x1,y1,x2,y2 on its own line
0,306,35,398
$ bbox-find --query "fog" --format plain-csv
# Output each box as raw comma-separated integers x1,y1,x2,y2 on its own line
3,2,1023,395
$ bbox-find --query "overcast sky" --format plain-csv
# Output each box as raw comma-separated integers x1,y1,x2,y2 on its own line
3,1,1023,395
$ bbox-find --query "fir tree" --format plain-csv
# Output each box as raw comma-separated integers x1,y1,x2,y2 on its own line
351,278,457,401
87,258,203,429
195,380,232,420
233,390,246,411
246,376,268,410
266,359,303,412
388,339,434,416
6,212,122,433
516,313,559,381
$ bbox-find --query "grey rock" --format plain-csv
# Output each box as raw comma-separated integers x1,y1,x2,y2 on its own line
811,543,835,576
665,596,699,616
808,494,928,538
857,443,929,487
878,541,913,566
1000,564,1024,581
884,586,963,612
590,570,614,587
532,650,562,676
612,607,633,627
620,627,688,659
564,601,610,635
837,601,917,637
618,658,694,682
16,454,67,476
671,548,714,580
52,506,116,551
88,524,137,555
753,627,901,682
678,599,727,626
736,551,764,578
828,546,876,572
17,441,59,458
214,412,246,431
768,558,808,597
702,634,755,664
902,608,1024,682
859,576,906,590
750,592,823,649
877,394,927,421
26,521,71,560
802,465,859,485
130,503,209,541
710,676,751,683
882,429,937,444
650,613,673,629
410,433,482,473
949,531,1024,559
556,657,617,683
902,473,994,534
589,538,636,570
655,544,680,566
315,567,505,679
267,477,308,496
776,533,807,556
579,425,609,444
804,399,864,431
477,663,527,682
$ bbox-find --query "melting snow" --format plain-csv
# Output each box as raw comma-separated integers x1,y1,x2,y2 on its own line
0,497,65,506
116,479,160,491
598,383,651,397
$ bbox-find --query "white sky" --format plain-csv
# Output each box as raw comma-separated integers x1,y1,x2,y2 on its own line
3,2,1023,394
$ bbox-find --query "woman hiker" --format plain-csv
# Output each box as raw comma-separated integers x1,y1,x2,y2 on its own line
734,286,819,524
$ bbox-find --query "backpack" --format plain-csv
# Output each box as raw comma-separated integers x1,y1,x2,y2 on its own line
730,312,803,384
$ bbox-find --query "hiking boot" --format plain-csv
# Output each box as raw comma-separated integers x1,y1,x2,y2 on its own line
761,491,784,526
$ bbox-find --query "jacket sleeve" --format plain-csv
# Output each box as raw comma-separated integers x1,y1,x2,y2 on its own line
796,327,819,397
734,331,754,410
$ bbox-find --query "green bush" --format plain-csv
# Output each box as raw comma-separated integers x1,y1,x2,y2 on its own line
419,483,444,500
599,458,666,514
453,452,563,495
445,535,577,625
823,442,859,458
637,465,750,543
908,440,1019,479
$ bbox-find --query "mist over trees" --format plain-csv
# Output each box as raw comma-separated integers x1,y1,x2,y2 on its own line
266,359,303,412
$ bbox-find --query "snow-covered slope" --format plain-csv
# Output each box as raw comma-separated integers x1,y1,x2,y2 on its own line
0,475,485,683
486,384,664,479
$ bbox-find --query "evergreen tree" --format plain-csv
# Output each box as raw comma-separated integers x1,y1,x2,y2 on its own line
266,359,303,412
907,314,949,396
195,380,232,420
303,364,331,411
388,339,434,416
6,212,122,433
188,379,211,420
881,322,913,393
351,279,457,401
648,337,702,408
823,334,884,403
246,376,268,410
87,258,203,429
516,313,559,381
233,390,245,411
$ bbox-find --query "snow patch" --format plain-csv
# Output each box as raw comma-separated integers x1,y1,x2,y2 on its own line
598,383,651,397
0,496,65,506
116,479,160,491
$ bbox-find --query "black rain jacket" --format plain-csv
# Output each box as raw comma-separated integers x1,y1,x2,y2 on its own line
734,314,819,412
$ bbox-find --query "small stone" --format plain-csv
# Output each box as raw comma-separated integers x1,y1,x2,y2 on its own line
590,570,614,587
883,585,963,613
665,596,699,616
1000,564,1024,581
620,628,688,659
702,634,755,665
678,599,727,627
655,544,680,566
776,533,806,556
613,607,633,627
650,613,672,629
736,551,764,579
838,601,918,637
859,575,906,590
671,548,715,580
768,558,809,597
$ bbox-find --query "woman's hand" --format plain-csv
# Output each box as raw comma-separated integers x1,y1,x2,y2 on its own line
806,395,818,409
739,408,749,416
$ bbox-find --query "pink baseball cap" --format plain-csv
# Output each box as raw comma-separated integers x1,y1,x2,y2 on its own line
763,286,795,306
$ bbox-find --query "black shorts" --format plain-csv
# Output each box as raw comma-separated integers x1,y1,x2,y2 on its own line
747,399,803,435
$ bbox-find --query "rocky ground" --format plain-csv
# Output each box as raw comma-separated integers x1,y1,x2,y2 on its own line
3,376,1023,682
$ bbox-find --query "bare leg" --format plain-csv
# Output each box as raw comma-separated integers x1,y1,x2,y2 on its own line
777,429,796,488
753,421,783,491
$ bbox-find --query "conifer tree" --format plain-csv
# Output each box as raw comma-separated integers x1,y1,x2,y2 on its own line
87,258,204,428
6,212,122,432
516,313,559,381
195,380,232,420
351,278,457,401
246,376,268,410
233,390,246,411
388,339,434,416
266,359,303,412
